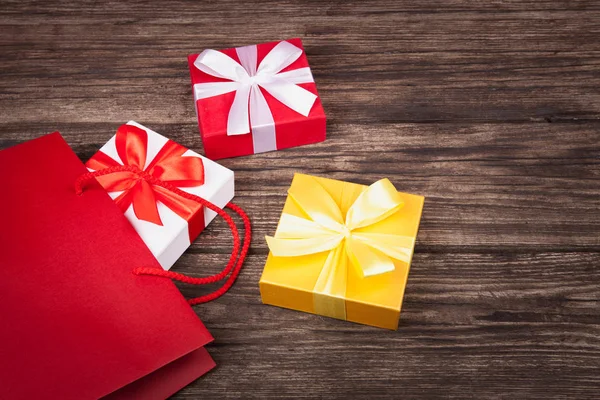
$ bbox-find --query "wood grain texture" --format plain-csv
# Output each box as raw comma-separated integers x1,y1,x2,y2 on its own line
1,0,599,398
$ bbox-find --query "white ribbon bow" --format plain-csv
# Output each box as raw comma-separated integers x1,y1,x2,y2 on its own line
193,41,318,153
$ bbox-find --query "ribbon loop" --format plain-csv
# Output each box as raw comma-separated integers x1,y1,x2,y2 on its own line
287,174,345,231
266,235,344,257
256,40,304,76
115,124,147,169
259,77,317,117
275,213,341,239
275,67,314,85
345,178,404,230
193,81,240,102
194,49,250,82
236,45,258,77
351,232,414,264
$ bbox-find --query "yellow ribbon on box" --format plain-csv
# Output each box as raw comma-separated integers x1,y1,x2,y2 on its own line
265,174,416,321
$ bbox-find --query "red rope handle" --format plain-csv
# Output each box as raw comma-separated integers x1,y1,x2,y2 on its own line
75,165,251,304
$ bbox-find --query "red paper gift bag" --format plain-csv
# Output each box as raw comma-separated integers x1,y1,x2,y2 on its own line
0,133,215,399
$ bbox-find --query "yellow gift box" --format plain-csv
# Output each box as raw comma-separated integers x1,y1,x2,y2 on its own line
259,173,425,330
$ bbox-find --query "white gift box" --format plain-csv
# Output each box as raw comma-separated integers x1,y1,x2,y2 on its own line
87,121,234,270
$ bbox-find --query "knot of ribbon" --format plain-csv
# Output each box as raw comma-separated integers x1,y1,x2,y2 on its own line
86,124,205,226
265,175,415,320
193,40,317,153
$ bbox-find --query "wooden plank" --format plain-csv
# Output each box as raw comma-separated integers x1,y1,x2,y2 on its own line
1,1,600,123
2,122,597,253
174,251,600,399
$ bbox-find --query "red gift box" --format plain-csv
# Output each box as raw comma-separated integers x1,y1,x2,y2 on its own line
188,38,326,160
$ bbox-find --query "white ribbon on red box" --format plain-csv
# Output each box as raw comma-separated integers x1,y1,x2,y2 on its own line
193,41,318,153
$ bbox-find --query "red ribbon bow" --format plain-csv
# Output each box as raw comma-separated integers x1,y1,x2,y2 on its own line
86,124,205,227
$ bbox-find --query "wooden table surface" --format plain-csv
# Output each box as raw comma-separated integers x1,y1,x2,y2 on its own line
1,1,599,398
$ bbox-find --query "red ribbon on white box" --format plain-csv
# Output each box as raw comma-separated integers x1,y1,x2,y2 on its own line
86,122,236,270
87,124,205,230
193,41,318,153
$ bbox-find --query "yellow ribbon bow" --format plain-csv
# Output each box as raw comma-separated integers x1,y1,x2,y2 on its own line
266,174,415,320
